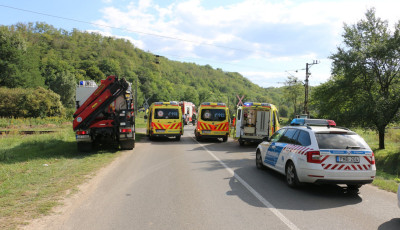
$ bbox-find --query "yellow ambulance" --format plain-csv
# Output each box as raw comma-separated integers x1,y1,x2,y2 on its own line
145,101,184,141
195,102,230,142
234,102,279,145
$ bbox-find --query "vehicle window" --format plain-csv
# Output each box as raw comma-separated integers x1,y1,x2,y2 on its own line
201,109,226,121
270,128,286,142
279,128,299,144
315,133,369,149
154,109,179,119
272,111,276,133
296,130,311,146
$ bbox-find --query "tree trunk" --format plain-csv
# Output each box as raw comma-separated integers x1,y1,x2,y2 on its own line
378,126,385,149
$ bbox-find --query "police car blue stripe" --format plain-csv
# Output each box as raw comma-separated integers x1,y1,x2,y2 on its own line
264,143,287,166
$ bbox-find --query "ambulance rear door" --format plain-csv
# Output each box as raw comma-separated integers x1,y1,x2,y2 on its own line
256,110,270,136
235,107,243,138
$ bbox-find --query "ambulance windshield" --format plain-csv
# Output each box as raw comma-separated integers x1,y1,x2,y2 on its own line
201,109,226,121
154,109,179,119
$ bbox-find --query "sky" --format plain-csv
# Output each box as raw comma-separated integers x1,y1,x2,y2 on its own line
1,0,400,88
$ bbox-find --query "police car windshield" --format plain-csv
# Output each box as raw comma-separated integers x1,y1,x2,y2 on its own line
315,133,369,150
154,109,179,119
201,109,226,121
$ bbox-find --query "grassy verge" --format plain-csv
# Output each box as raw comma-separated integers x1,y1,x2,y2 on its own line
0,119,124,229
354,128,400,193
135,112,147,129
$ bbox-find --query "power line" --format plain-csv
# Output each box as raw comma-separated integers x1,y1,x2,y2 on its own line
0,4,266,56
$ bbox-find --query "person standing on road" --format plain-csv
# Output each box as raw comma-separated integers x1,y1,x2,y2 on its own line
192,113,196,125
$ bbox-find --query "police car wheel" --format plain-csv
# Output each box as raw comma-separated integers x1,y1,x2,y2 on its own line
347,184,361,192
286,162,299,188
239,139,244,146
256,150,264,169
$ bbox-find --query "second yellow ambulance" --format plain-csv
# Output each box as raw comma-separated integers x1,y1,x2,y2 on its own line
195,102,230,142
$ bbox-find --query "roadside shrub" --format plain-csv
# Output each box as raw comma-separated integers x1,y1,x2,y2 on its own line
0,87,65,118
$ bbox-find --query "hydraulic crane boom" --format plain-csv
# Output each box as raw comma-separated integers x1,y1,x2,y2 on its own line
73,75,129,131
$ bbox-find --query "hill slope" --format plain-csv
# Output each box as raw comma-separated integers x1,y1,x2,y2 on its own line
0,22,285,114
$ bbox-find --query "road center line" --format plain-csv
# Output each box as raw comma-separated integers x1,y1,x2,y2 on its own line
192,137,300,230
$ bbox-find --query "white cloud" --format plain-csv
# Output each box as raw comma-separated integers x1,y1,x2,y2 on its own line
92,0,400,86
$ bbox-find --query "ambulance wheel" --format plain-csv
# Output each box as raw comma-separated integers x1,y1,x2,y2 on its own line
77,142,92,152
286,161,300,188
195,132,201,141
239,139,245,146
120,139,135,150
222,135,228,142
256,150,264,169
176,135,181,141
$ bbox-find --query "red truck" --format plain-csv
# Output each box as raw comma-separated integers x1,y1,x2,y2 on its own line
73,75,135,151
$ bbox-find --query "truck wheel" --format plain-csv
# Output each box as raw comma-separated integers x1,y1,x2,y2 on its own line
222,135,228,142
120,139,135,150
77,142,92,152
176,135,181,141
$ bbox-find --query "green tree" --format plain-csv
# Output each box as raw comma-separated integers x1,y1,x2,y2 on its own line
50,71,76,108
0,26,26,87
320,8,400,149
283,76,303,118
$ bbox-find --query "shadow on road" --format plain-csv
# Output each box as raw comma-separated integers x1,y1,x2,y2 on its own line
195,154,363,212
378,218,400,230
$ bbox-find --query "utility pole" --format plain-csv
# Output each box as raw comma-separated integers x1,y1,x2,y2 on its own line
303,60,319,116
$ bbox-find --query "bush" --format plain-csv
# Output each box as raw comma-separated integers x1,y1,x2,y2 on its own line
0,87,65,118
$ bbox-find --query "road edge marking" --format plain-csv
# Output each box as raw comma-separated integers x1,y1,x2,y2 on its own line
193,137,300,230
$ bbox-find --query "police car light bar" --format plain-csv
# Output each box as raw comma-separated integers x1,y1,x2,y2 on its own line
290,118,336,127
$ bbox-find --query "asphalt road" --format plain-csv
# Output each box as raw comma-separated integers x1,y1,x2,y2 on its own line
40,125,400,230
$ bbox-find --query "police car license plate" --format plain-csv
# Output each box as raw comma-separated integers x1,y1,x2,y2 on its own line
336,156,360,163
203,130,211,134
156,129,165,133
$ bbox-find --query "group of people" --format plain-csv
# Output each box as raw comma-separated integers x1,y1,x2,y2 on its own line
182,113,197,125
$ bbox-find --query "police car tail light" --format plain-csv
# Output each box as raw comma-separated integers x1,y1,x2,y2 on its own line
307,151,321,163
371,152,375,165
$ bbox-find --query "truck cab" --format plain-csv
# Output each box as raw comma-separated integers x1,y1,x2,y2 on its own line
235,102,279,145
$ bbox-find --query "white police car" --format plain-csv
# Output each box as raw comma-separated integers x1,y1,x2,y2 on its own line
255,119,376,190
397,184,400,208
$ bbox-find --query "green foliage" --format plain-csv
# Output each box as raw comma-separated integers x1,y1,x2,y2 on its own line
0,22,287,118
283,76,303,118
313,8,400,149
0,87,65,118
49,71,76,108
